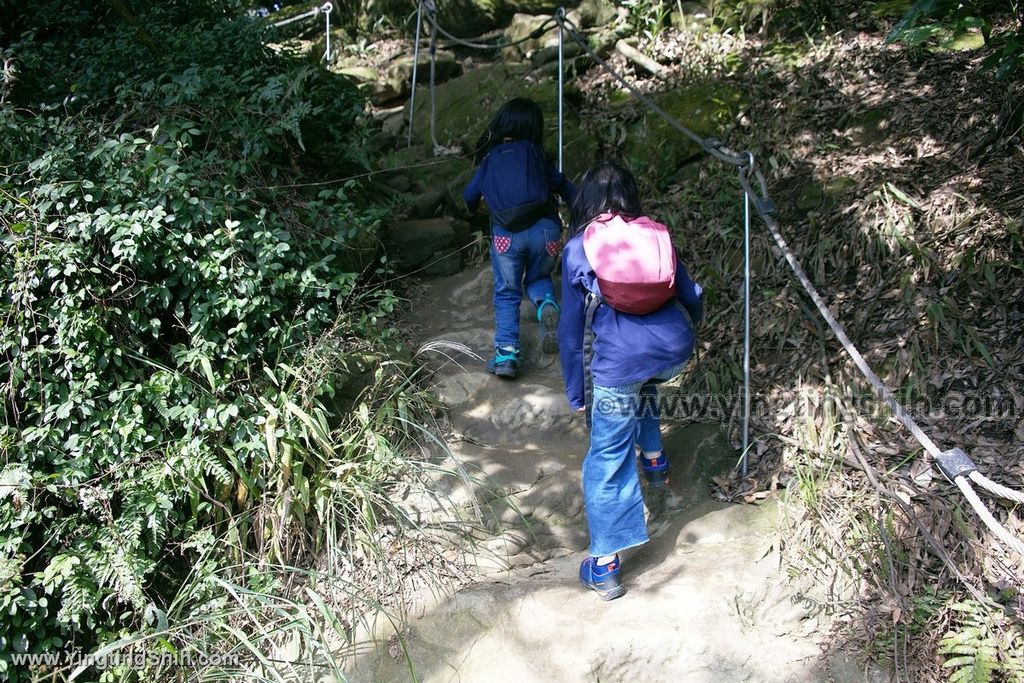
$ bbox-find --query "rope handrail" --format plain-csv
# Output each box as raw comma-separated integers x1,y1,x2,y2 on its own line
970,470,1024,505
430,15,560,51
417,0,560,52
269,2,331,29
549,12,1024,556
269,2,334,63
558,17,746,167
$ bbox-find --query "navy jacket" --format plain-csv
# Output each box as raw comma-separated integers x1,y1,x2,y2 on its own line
463,140,576,222
557,229,704,410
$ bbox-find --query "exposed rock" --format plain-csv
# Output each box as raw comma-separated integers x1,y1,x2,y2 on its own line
381,173,411,193
372,105,407,136
422,248,463,277
535,54,594,78
368,81,401,106
529,42,582,67
366,0,566,40
589,23,631,57
404,62,592,181
388,217,456,270
387,51,463,97
624,84,749,186
502,13,557,60
576,0,619,28
410,187,446,218
335,66,379,83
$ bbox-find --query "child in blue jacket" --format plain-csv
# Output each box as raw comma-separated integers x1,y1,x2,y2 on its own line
464,98,576,379
557,160,704,600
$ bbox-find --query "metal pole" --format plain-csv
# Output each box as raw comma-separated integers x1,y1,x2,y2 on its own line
741,152,753,477
557,8,565,173
323,3,333,64
407,0,424,147
428,1,438,150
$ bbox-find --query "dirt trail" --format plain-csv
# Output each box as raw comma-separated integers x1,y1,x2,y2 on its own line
345,264,882,682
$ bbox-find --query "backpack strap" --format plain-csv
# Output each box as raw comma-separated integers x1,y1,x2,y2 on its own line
582,291,602,428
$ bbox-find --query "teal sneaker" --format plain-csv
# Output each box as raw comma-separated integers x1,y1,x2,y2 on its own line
537,297,560,355
579,555,626,601
486,347,518,379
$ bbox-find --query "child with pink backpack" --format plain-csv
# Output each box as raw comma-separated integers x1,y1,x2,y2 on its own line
557,160,704,600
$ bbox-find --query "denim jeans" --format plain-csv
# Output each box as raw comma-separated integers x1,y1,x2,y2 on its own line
490,218,561,350
583,362,686,557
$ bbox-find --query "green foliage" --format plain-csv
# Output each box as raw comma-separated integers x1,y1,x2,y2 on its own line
707,0,842,36
940,600,1024,683
623,0,673,47
886,0,1024,77
0,1,420,678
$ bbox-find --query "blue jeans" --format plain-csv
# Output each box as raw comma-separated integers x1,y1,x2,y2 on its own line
490,218,561,350
583,362,686,557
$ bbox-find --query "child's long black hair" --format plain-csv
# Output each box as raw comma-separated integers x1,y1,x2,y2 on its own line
474,98,545,164
569,160,643,235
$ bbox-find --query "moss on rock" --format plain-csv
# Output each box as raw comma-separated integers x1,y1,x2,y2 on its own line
624,84,748,186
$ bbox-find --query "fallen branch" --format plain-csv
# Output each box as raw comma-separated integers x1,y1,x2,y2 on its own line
614,40,667,79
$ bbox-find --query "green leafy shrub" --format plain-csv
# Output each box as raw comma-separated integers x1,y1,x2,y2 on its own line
0,1,414,678
940,600,1024,683
707,0,842,36
886,0,1024,78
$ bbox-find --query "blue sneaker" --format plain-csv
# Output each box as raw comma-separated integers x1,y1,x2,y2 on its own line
579,556,626,601
486,347,518,379
536,297,559,355
641,453,670,490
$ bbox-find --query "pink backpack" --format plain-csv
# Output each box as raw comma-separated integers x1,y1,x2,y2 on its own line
582,213,677,314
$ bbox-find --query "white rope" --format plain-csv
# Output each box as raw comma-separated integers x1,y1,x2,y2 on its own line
270,7,320,28
557,15,746,167
738,171,944,459
969,470,1024,505
428,15,559,50
269,2,332,29
546,11,1023,558
955,475,1024,556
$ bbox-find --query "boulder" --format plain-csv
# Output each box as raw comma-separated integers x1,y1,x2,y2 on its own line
387,51,462,95
335,66,380,83
529,42,583,67
624,84,749,187
409,188,447,218
381,173,411,193
576,0,619,28
405,62,593,181
368,81,401,106
388,217,457,270
365,0,569,42
422,248,463,277
502,13,557,60
535,54,594,78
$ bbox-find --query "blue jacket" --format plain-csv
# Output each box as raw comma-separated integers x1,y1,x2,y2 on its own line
557,229,704,410
463,140,576,222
